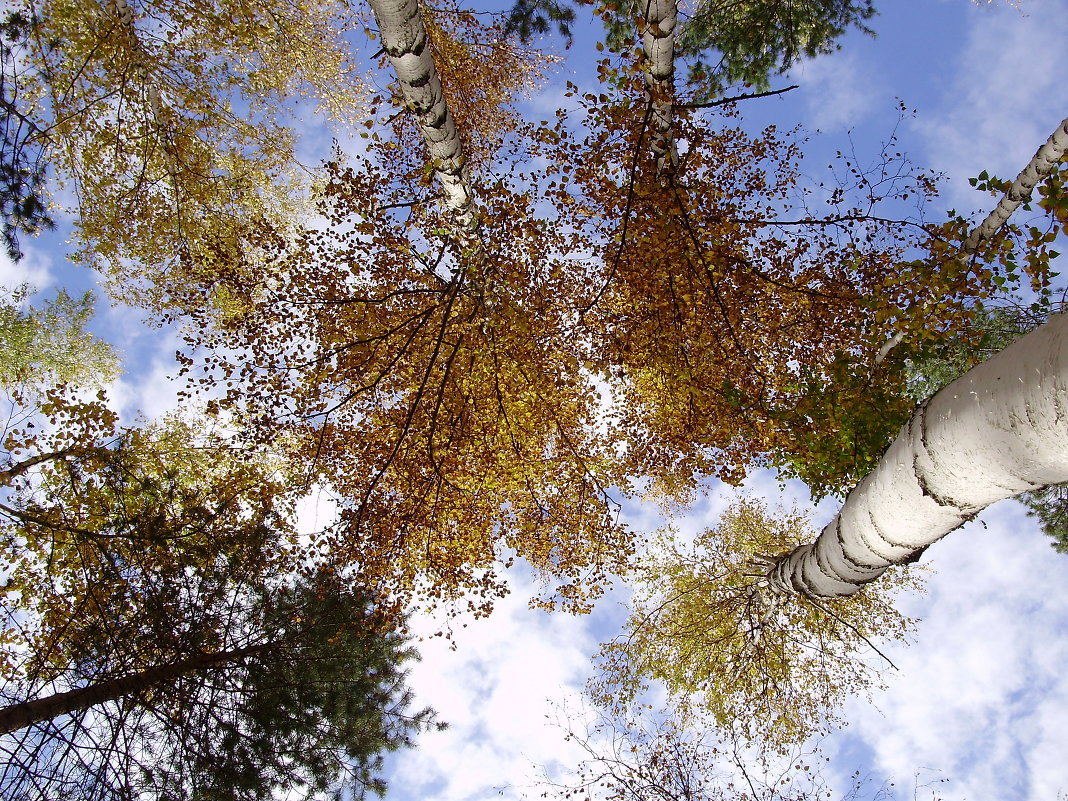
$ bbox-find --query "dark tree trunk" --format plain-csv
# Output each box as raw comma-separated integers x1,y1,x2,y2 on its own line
0,642,274,735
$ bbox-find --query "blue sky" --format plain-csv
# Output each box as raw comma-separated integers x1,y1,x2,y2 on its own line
3,0,1068,799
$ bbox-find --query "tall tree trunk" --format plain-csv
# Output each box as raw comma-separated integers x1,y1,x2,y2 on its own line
963,115,1068,253
878,115,1068,362
776,116,1068,598
367,0,480,242
636,0,678,178
768,312,1068,599
0,642,273,735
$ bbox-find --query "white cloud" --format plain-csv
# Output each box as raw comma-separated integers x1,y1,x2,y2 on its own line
0,243,53,290
914,0,1068,210
387,571,611,801
106,354,186,422
834,500,1068,800
99,299,188,422
386,475,1068,801
796,51,882,132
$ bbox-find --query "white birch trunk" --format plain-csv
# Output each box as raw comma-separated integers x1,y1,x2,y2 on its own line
636,0,677,178
876,115,1068,361
107,0,176,176
769,312,1068,599
962,115,1068,253
367,0,480,238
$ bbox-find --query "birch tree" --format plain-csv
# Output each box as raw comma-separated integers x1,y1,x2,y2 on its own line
769,306,1068,599
167,0,630,618
589,0,874,99
368,0,479,238
589,116,1068,747
769,116,1068,597
636,0,678,178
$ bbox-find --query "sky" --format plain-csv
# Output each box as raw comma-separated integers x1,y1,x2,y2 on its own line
3,0,1068,799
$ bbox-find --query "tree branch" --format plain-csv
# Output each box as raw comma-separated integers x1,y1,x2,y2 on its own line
679,84,799,109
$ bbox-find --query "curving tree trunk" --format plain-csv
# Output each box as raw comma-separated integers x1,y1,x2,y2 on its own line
367,0,480,241
0,643,272,735
770,116,1068,599
636,0,678,178
768,311,1068,599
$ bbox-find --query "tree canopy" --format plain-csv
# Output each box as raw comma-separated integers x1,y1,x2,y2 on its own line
2,0,1065,780
0,286,119,391
0,570,437,801
0,390,435,799
588,498,921,748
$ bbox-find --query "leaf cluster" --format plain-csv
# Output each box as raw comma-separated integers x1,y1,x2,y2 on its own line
528,87,984,501
0,572,436,801
9,0,371,304
0,388,433,799
174,145,634,616
592,0,875,99
0,286,120,392
589,498,921,749
1,403,296,682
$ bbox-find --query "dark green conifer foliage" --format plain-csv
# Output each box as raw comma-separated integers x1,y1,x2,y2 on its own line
0,10,52,261
0,574,436,801
506,0,876,98
671,0,876,98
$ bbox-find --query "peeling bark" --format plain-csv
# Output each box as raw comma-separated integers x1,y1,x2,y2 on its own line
367,0,480,241
636,0,677,179
769,312,1068,599
963,115,1068,254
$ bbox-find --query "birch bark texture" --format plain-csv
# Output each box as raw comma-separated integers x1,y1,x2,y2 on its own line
636,0,678,178
963,114,1068,253
368,0,480,237
769,311,1068,599
105,0,182,180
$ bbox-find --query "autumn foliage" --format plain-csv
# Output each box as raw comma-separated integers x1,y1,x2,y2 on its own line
589,498,921,747
3,0,1066,779
156,8,1057,616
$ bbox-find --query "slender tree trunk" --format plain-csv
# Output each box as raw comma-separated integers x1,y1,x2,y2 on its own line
107,0,176,174
636,0,677,178
768,312,1068,599
0,642,273,735
963,115,1068,253
367,0,480,240
877,115,1068,361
